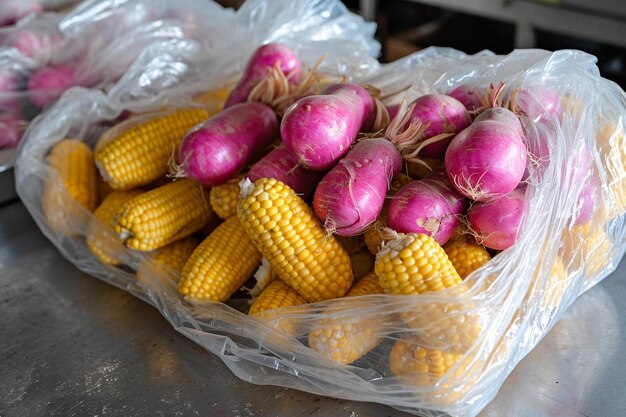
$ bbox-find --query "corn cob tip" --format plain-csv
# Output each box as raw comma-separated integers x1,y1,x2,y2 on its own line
239,177,255,199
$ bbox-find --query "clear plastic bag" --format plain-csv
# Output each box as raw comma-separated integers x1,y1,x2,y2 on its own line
15,25,626,417
0,0,241,149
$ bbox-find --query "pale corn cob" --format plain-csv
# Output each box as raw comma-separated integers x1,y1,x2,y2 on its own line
113,179,212,251
247,257,277,297
86,190,142,265
179,216,261,301
248,280,307,335
308,272,385,364
443,239,491,279
137,237,199,284
42,139,98,236
363,173,414,255
210,175,245,219
375,233,480,353
95,108,210,190
237,178,353,302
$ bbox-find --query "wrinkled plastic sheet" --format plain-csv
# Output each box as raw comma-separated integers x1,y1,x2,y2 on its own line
14,13,626,417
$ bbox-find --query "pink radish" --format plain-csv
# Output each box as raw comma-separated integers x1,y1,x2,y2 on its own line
225,43,301,108
3,28,63,59
281,83,375,170
403,94,471,158
27,64,86,108
313,138,402,236
0,112,26,149
247,144,324,200
445,107,527,202
509,86,563,122
448,85,484,112
387,170,469,245
468,187,526,250
177,102,278,186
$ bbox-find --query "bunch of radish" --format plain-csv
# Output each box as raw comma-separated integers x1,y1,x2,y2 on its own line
175,43,596,255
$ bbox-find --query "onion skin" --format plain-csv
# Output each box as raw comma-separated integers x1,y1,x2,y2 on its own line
388,170,469,245
178,102,278,186
445,107,527,202
281,83,374,171
224,43,301,109
468,187,526,250
313,138,402,236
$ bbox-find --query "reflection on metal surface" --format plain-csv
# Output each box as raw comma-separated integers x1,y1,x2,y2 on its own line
0,200,624,417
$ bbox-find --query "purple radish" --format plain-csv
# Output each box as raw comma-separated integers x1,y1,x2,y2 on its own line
27,64,87,109
313,138,402,236
247,144,324,199
281,83,375,171
404,94,472,158
225,43,301,108
448,85,484,112
387,170,469,245
509,86,563,122
468,187,526,250
177,102,278,186
445,107,527,202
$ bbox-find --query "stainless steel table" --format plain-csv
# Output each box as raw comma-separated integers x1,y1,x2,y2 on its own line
1,200,625,417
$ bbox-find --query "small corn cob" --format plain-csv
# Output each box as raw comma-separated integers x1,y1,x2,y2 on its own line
363,174,414,255
376,233,480,353
443,239,491,279
113,179,212,251
95,108,210,190
563,223,612,285
86,190,143,265
389,336,463,385
375,233,461,295
210,175,244,219
535,256,568,309
137,237,199,284
42,139,98,236
308,272,385,364
238,178,353,302
248,280,307,335
179,216,261,301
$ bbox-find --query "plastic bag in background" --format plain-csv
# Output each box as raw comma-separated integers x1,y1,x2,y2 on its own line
0,0,240,150
0,0,82,27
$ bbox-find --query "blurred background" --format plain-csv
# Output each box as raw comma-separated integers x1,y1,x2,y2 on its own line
219,0,626,89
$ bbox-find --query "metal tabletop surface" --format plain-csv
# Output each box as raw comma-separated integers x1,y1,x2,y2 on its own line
1,199,625,417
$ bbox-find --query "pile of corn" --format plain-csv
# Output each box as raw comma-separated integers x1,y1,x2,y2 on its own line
41,86,615,402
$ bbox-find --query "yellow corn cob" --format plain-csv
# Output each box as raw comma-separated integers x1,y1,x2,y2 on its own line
363,174,413,255
137,237,199,284
308,272,385,364
248,280,307,335
86,190,143,265
443,239,491,279
193,87,231,106
113,179,212,251
237,178,353,302
42,139,98,236
376,233,480,353
533,256,568,309
375,233,461,295
95,108,210,190
179,216,261,301
209,175,244,219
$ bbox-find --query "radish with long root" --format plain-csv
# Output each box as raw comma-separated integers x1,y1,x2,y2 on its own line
313,138,402,236
387,170,469,245
280,83,382,171
175,102,278,186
